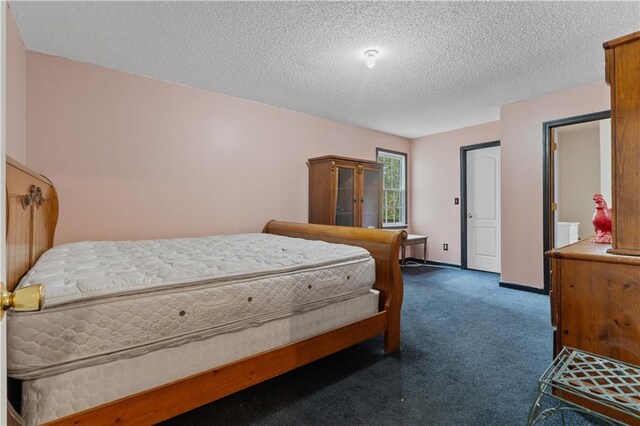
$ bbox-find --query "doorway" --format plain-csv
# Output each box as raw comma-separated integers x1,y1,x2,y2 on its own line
460,141,501,273
543,110,611,292
1,4,8,423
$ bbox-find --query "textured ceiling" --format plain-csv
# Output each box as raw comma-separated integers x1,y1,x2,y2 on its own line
9,1,640,138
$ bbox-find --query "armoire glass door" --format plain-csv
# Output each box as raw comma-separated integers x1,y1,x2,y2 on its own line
362,168,381,228
335,167,355,226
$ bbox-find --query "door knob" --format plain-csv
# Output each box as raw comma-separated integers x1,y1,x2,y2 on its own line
467,213,473,218
0,283,45,319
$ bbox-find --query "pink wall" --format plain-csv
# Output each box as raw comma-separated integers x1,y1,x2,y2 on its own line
410,82,609,289
25,52,410,244
500,82,610,289
410,121,501,265
21,44,610,291
6,5,27,163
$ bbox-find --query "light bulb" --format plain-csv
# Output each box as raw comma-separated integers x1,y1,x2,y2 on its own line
364,50,378,69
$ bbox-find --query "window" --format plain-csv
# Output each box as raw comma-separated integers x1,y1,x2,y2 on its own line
376,149,407,227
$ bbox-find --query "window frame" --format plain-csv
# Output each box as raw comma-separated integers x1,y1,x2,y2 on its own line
376,148,408,229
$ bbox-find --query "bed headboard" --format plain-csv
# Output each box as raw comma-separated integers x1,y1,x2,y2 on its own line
6,157,58,291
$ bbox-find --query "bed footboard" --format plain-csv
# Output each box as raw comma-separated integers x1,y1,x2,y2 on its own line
263,220,407,352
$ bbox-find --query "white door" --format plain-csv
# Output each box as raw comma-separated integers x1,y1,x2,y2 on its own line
0,3,8,424
466,146,501,273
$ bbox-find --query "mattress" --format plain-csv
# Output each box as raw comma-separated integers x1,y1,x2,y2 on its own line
22,290,380,426
8,233,375,379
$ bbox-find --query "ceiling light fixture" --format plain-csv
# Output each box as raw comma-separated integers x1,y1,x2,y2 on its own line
364,50,379,68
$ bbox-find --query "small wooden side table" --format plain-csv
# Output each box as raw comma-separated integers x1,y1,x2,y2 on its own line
401,234,428,267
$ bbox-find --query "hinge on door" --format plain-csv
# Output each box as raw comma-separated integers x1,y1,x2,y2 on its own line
552,202,558,211
552,143,558,152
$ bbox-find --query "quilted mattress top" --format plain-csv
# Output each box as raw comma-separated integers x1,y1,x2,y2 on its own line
9,233,375,379
17,233,371,307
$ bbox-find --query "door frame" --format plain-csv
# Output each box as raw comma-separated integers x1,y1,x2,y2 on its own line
542,110,611,293
1,3,8,424
460,140,500,270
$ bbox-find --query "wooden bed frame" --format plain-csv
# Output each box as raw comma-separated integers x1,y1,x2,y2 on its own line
5,157,406,425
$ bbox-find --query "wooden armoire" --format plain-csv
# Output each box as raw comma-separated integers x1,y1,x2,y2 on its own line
547,30,640,373
308,155,383,228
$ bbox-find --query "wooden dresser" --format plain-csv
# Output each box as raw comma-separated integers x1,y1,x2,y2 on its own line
604,30,640,256
548,241,640,362
308,155,383,228
547,240,640,424
548,30,640,360
546,30,640,422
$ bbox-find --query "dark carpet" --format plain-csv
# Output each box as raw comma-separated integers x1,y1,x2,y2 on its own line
161,266,595,425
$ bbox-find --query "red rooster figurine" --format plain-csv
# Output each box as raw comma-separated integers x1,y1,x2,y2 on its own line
592,194,612,244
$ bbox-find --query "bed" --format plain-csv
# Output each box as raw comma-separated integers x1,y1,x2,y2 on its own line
5,157,406,425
